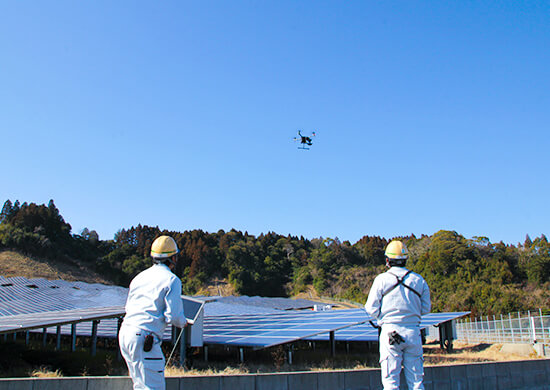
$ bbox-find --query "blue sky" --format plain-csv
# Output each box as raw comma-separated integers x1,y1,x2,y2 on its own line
1,1,549,245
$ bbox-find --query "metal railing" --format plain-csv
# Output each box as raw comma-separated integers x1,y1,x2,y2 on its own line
456,309,550,344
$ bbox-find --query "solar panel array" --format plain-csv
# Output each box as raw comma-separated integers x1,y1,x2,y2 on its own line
0,276,128,337
202,296,324,317
0,276,203,341
204,301,281,317
305,311,471,342
216,296,322,310
0,276,128,316
0,276,469,350
203,309,370,348
0,306,125,334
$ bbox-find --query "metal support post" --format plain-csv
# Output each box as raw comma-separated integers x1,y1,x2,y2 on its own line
500,314,504,343
539,309,544,343
13,332,16,341
330,330,335,357
116,318,123,361
71,324,77,352
493,315,498,343
518,312,523,342
530,316,537,343
56,326,61,351
288,345,293,365
239,347,244,363
25,331,30,346
179,327,187,367
509,313,514,342
171,325,177,345
91,320,99,356
204,346,208,362
42,328,47,347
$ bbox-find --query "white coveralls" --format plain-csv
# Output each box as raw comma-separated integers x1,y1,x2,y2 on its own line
365,266,431,390
119,263,187,390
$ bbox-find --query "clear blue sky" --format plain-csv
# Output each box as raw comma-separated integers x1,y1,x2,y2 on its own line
1,1,548,245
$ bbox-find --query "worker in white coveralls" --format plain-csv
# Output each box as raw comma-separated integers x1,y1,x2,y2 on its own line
119,235,188,390
365,240,431,390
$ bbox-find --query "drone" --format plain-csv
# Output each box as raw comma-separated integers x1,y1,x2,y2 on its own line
293,130,316,150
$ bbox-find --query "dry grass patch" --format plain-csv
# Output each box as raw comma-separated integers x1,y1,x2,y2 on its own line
165,341,543,377
29,367,63,378
0,250,111,284
424,341,541,366
166,365,249,377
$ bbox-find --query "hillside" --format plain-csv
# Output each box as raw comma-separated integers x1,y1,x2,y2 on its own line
1,200,549,315
0,250,113,285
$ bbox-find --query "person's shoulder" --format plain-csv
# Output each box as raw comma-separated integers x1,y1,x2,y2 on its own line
156,264,181,283
133,265,154,279
374,270,392,283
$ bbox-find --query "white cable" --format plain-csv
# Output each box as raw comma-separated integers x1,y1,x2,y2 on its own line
166,326,185,368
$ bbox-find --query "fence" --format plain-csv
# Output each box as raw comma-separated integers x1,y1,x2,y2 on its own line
456,309,550,344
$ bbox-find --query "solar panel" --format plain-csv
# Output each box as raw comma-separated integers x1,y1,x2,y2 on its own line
0,277,202,343
26,278,58,288
6,276,31,286
204,301,281,317
305,312,470,341
0,275,469,352
0,306,126,334
215,296,322,311
203,309,369,348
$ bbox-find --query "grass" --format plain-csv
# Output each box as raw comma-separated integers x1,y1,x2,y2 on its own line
0,250,111,284
30,367,64,378
423,341,542,365
0,337,128,378
163,340,545,377
0,331,544,378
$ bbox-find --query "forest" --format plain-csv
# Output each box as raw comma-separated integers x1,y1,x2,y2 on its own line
0,199,548,316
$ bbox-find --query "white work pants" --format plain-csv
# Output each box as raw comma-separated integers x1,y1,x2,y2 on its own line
379,324,424,390
119,324,166,390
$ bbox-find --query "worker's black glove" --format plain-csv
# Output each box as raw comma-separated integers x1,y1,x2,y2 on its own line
388,331,405,345
143,334,154,352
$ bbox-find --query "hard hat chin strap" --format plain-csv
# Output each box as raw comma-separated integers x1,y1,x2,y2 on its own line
167,255,177,268
153,254,178,268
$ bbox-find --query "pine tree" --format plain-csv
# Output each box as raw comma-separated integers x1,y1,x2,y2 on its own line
0,200,13,224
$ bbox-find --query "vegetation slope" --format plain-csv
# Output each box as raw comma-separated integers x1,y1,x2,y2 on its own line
0,199,548,316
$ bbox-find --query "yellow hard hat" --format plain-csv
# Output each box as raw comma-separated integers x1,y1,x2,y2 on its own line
151,236,179,259
385,240,409,260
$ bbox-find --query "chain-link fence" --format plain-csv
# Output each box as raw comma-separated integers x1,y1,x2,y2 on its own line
456,309,550,344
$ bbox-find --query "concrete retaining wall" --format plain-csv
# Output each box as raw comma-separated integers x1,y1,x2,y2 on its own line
0,359,548,390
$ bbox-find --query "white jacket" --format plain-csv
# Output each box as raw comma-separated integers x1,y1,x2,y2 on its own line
365,266,430,327
123,263,186,339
